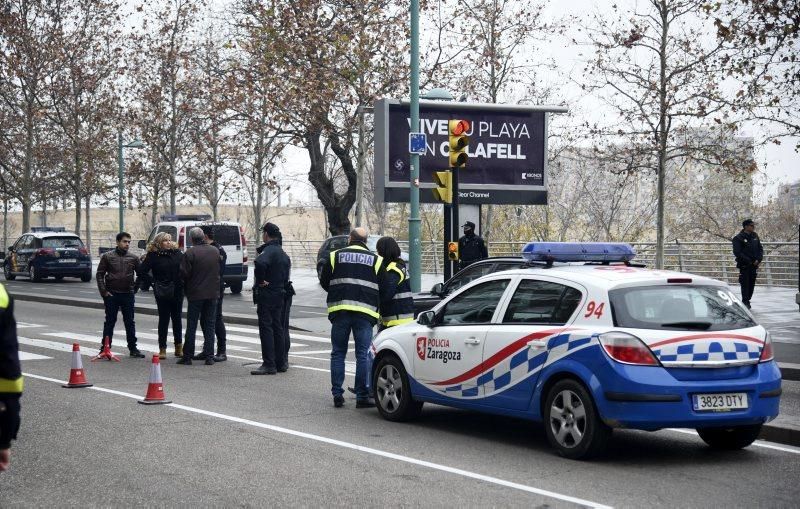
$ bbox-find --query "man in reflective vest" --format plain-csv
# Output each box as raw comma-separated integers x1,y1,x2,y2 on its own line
320,228,382,408
0,282,22,472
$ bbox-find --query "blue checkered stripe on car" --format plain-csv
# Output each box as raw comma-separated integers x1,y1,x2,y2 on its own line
426,333,597,399
653,340,762,363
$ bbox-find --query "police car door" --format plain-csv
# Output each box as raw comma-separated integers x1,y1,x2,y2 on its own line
414,277,511,399
480,276,585,411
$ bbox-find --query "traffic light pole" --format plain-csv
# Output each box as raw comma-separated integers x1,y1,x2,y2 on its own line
451,167,459,276
408,0,422,292
443,198,452,281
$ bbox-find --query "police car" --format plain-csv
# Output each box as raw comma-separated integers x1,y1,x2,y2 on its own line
370,242,781,459
2,227,92,282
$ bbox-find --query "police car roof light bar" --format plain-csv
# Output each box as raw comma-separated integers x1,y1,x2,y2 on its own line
521,242,636,263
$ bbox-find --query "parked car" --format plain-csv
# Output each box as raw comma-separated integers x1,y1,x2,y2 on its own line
413,257,530,316
137,215,248,294
371,242,781,459
2,227,92,282
316,234,408,282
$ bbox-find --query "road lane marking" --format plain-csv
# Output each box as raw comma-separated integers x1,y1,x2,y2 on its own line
22,371,613,509
666,428,800,454
19,351,52,360
16,322,43,328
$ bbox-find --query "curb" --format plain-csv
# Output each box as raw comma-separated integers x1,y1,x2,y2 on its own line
760,418,800,448
9,291,311,332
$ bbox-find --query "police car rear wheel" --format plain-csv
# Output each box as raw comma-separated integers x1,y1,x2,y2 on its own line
373,356,422,422
697,424,762,450
544,379,610,460
30,265,42,282
3,264,14,281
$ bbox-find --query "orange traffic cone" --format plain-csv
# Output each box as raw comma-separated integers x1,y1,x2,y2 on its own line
62,343,93,388
91,336,120,362
138,354,172,405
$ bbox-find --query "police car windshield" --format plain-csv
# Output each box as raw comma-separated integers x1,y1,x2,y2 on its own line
42,237,83,248
609,285,756,331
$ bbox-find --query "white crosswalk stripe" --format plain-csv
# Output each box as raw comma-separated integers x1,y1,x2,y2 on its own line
19,351,53,361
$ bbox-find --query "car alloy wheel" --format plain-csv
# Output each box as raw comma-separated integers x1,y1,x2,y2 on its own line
30,265,41,282
544,379,611,459
373,355,423,422
549,389,587,449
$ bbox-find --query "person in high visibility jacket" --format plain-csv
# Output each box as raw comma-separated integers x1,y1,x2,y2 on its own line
376,237,414,331
320,227,382,409
0,282,22,472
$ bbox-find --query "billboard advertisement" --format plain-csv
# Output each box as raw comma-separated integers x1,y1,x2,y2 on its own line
374,99,566,204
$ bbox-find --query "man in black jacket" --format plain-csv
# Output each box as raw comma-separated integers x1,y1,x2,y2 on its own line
179,227,221,365
0,282,22,472
732,219,764,309
200,226,227,362
457,221,488,270
251,222,291,375
96,232,144,357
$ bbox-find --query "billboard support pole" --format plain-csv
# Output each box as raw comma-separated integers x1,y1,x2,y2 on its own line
408,0,421,292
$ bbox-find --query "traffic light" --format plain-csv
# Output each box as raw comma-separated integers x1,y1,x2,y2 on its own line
432,170,452,204
448,119,470,169
447,241,459,261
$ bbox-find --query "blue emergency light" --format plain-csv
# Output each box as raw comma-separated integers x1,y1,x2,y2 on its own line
521,242,636,263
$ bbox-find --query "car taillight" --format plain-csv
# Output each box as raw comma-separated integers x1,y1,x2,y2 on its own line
598,331,660,366
78,247,88,255
178,227,185,249
760,332,774,363
35,248,55,257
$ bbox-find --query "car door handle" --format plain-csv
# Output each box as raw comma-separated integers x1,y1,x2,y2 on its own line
464,338,481,345
527,340,547,349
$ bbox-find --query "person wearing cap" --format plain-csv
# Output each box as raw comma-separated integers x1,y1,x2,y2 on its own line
732,219,763,309
457,221,488,271
0,282,22,472
319,227,382,408
251,222,291,375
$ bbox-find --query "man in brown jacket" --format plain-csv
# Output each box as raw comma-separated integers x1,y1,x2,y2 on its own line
96,232,144,357
178,227,221,365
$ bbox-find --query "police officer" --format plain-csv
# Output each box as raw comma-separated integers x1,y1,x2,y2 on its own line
376,237,414,331
0,282,22,472
251,222,291,375
320,227,381,408
457,221,488,271
732,219,763,309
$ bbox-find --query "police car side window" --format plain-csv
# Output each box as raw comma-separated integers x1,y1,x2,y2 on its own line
440,279,509,325
502,280,583,325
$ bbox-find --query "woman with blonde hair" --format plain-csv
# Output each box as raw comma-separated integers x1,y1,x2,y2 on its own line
140,232,184,358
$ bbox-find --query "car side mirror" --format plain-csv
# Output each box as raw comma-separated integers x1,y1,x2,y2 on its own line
430,282,444,296
137,239,146,249
417,310,437,327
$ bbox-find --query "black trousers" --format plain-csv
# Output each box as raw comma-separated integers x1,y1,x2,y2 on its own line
257,300,285,369
281,293,293,366
184,298,217,360
155,290,183,349
739,265,758,304
215,290,226,354
101,292,137,351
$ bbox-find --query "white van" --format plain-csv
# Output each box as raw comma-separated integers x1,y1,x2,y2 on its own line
138,214,248,294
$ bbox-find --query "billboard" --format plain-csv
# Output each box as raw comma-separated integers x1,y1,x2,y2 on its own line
374,99,566,204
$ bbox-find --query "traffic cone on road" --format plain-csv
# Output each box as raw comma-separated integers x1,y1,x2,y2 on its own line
138,354,172,405
62,343,93,388
91,336,120,362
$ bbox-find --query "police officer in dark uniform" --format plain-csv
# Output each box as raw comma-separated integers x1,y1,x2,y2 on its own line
251,223,291,375
376,237,414,331
457,221,488,271
320,227,382,408
732,219,763,309
0,282,22,472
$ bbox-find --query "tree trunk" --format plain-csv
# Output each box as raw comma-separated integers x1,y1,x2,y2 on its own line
305,130,355,235
85,194,92,256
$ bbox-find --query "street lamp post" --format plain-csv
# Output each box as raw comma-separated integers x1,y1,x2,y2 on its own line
117,131,144,232
408,0,421,292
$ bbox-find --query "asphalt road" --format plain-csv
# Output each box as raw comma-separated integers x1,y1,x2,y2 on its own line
2,301,800,508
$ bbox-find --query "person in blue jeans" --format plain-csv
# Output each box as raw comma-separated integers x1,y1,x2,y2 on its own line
319,228,382,408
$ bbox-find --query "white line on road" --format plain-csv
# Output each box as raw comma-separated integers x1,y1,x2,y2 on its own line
19,351,52,360
666,428,800,455
22,371,614,509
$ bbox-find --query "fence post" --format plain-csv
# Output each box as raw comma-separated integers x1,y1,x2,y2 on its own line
676,239,684,272
765,260,773,286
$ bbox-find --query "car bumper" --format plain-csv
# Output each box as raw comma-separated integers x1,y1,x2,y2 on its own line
591,358,781,430
223,263,248,282
39,263,91,275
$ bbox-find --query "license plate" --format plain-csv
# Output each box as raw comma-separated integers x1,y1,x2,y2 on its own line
692,392,748,412
58,258,76,264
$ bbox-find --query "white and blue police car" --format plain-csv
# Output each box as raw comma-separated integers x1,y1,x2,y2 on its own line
370,242,781,459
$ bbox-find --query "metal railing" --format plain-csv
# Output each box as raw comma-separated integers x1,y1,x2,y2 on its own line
277,239,798,288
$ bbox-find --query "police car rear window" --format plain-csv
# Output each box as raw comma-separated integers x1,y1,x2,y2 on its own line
609,285,756,331
207,226,239,246
42,237,84,248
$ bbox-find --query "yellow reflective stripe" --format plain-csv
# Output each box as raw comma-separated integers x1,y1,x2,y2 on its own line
327,304,380,319
0,283,8,309
0,376,23,393
387,262,405,284
381,317,414,327
374,255,383,275
329,250,337,270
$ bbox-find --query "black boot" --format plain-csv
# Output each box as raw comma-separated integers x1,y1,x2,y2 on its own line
251,364,277,375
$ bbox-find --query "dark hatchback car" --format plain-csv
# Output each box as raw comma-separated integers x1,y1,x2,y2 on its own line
2,227,92,282
412,257,529,316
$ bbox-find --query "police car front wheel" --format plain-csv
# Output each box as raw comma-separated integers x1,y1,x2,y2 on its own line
373,356,423,422
544,379,611,460
696,424,762,450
